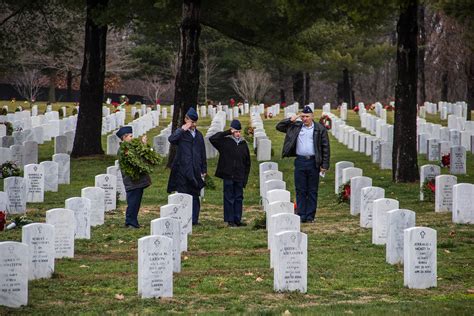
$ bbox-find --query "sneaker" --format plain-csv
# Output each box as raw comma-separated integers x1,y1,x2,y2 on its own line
228,222,237,227
125,224,140,229
235,222,247,227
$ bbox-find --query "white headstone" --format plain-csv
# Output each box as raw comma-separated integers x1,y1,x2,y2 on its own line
167,193,193,235
273,231,307,293
4,177,27,214
95,174,117,211
452,183,474,224
350,176,372,216
52,154,70,184
386,209,416,264
150,217,181,273
372,198,399,245
335,161,354,193
449,146,466,175
138,235,173,298
342,167,363,184
22,223,55,280
65,197,91,239
160,204,189,252
404,227,437,289
419,164,440,201
45,208,75,258
24,164,44,203
0,242,28,308
40,161,59,192
269,213,300,268
257,139,272,161
435,175,457,213
81,187,105,226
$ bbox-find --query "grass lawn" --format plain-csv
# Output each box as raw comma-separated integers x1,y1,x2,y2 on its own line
1,103,473,315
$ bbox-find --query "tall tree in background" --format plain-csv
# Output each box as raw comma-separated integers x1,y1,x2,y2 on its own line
71,0,108,157
417,4,426,105
393,0,419,182
167,0,201,167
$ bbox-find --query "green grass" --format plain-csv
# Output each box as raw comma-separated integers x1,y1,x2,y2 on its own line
1,104,473,315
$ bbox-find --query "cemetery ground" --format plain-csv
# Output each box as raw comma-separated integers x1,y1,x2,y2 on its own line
1,103,473,315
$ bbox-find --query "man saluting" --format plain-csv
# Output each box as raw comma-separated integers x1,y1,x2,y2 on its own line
276,106,330,223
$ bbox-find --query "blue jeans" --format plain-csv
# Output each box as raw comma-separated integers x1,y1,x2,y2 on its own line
223,179,244,223
125,188,144,227
294,156,320,221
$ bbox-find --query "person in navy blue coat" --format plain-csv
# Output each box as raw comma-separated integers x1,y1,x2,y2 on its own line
167,107,207,225
210,119,251,227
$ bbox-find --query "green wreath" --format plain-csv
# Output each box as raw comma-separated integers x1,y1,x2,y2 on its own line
118,138,162,180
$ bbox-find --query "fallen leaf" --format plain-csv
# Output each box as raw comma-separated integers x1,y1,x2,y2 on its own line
79,265,90,268
118,240,124,244
184,256,189,260
449,231,456,237
256,277,263,282
444,249,451,254
344,311,354,314
115,294,124,300
283,310,291,315
320,276,326,280
104,244,109,248
245,272,254,276
467,289,474,294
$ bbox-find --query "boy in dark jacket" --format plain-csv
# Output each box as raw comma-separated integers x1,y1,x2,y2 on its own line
117,126,152,229
210,119,251,227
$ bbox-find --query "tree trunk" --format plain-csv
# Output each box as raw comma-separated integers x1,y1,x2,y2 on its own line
48,69,57,103
292,71,304,107
341,68,352,106
71,0,108,157
349,72,355,107
441,72,448,101
467,53,474,121
304,72,310,105
66,70,73,102
167,0,201,168
393,0,419,182
417,4,426,106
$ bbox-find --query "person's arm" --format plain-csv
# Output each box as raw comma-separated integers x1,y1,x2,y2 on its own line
243,145,251,188
168,128,185,144
209,129,231,150
200,134,207,175
320,127,330,171
276,115,298,133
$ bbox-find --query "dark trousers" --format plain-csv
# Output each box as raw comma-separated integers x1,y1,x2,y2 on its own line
294,156,320,221
192,194,200,225
223,178,244,223
125,188,144,227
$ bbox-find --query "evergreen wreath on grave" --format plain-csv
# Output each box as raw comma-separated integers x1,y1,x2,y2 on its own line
319,114,332,130
421,178,436,202
0,161,21,179
244,125,255,143
440,153,450,168
353,106,359,113
0,107,7,115
0,211,6,231
384,105,394,111
337,182,351,204
0,122,13,135
118,138,162,181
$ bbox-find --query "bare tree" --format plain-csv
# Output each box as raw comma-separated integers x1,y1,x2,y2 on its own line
199,47,218,102
13,67,45,102
140,75,172,104
231,69,273,104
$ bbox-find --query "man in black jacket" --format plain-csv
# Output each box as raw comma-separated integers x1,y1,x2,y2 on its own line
276,106,330,223
210,119,251,227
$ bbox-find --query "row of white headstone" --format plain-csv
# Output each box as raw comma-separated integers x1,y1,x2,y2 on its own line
138,192,194,298
0,118,167,308
336,161,438,289
259,161,308,293
251,113,272,162
204,111,227,159
421,101,469,122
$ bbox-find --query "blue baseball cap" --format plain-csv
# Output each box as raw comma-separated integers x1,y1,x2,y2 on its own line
186,107,198,121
